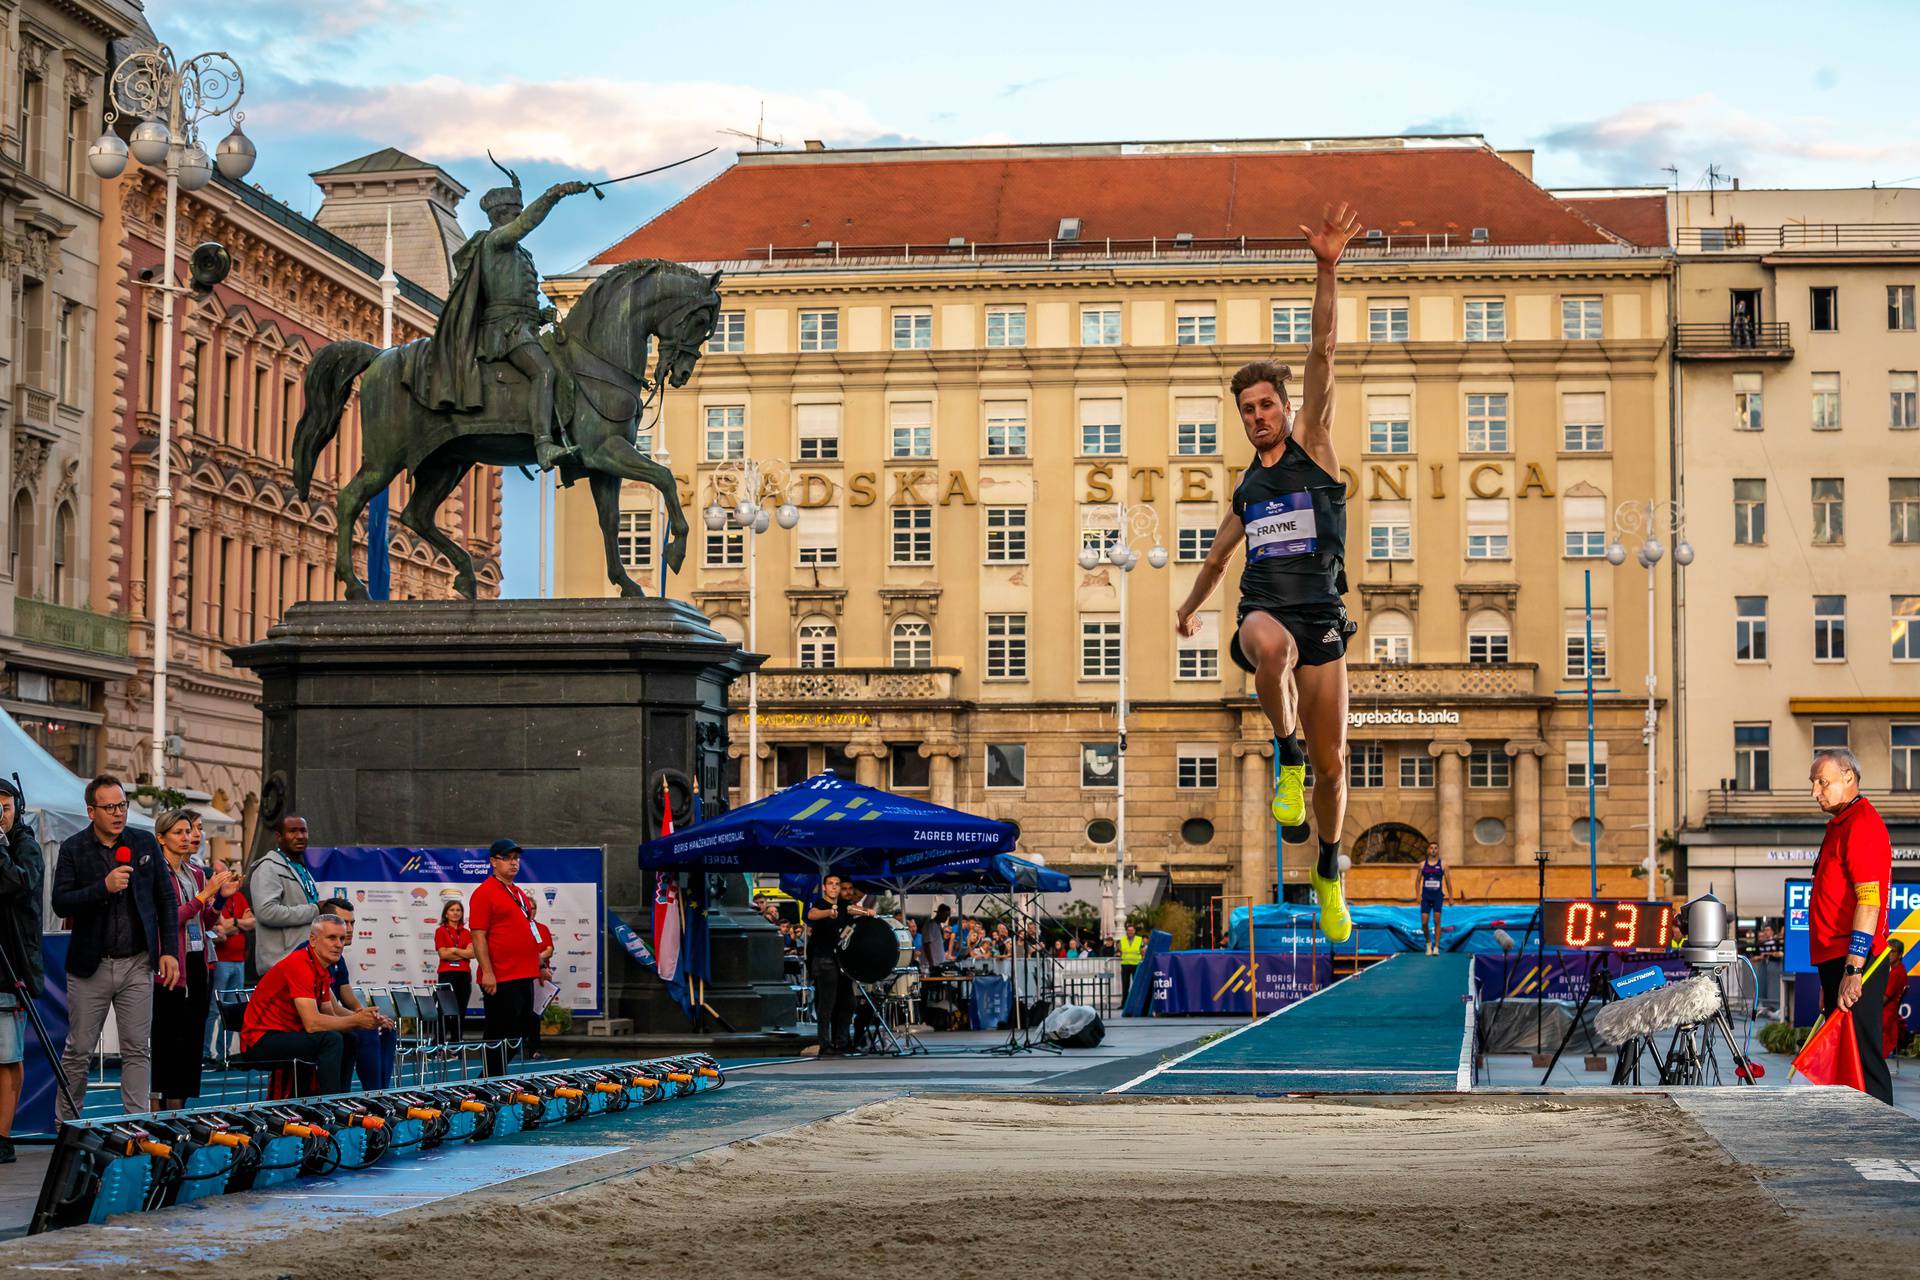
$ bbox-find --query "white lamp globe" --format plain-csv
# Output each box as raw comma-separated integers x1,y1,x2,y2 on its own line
88,130,129,180
1121,553,1138,572
1146,545,1169,569
1077,548,1100,571
752,509,771,534
1643,536,1663,563
775,503,800,529
1106,541,1127,566
703,503,726,531
734,499,757,526
214,122,256,180
1605,541,1627,566
174,142,214,192
129,118,171,166
1674,540,1695,566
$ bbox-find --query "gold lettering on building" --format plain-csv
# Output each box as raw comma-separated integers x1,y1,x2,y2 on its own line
1085,464,1114,503
1179,466,1214,502
939,470,977,506
1338,466,1358,500
1369,464,1408,501
1518,462,1554,499
892,470,931,505
796,474,836,508
1129,466,1165,503
1469,463,1506,499
848,472,878,508
1428,463,1445,500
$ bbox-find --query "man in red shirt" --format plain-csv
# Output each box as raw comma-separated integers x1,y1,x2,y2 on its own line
470,839,542,1076
1808,749,1895,1104
240,914,387,1095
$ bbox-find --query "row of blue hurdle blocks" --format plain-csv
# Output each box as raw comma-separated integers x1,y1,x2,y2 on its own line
30,1054,724,1233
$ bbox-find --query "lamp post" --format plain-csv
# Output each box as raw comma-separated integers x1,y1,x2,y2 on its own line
90,46,255,789
1606,501,1693,903
1075,499,1168,935
703,457,797,801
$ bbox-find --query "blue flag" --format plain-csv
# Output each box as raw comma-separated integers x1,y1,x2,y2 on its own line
608,911,655,971
367,488,391,601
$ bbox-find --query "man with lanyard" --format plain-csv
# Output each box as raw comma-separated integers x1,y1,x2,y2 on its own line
470,838,543,1076
805,873,871,1056
249,816,321,978
1808,749,1895,1104
1117,922,1147,1001
1177,203,1363,945
1417,842,1455,956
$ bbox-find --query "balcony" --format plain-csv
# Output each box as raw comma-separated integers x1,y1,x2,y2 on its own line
1673,322,1792,360
743,666,957,704
13,384,54,430
1677,223,1920,254
13,598,130,660
1706,788,1920,821
1347,662,1537,698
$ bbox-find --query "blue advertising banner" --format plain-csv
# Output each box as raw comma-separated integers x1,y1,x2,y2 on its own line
1784,878,1920,974
1148,950,1331,1015
307,846,605,1017
1475,951,1690,1003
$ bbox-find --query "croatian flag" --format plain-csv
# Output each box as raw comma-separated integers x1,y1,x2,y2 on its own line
651,787,690,1015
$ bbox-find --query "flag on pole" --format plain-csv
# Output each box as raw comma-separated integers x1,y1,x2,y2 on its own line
651,785,690,1017
1790,946,1893,1091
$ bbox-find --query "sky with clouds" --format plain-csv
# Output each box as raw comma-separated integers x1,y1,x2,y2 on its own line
152,0,1920,597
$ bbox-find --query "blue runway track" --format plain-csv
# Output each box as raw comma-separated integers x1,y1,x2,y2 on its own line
1110,953,1476,1094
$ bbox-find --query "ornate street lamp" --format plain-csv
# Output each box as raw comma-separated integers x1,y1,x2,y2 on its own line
706,458,797,800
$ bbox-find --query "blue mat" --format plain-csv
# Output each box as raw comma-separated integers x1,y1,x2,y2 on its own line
1113,953,1476,1094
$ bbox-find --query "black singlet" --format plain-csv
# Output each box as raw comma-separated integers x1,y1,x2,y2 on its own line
1231,435,1347,610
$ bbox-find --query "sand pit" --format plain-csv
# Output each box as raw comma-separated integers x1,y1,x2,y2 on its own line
0,1094,1893,1279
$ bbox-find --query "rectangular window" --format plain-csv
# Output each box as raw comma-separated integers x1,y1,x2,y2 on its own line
1175,397,1218,456
1895,596,1920,661
1466,497,1510,560
1468,628,1510,665
796,506,839,566
1080,616,1121,679
1175,303,1216,346
797,620,838,671
1812,478,1845,545
1177,751,1219,790
280,377,296,458
1567,741,1609,790
1563,494,1607,559
892,307,932,349
1733,479,1766,545
216,537,234,640
703,527,743,567
1893,478,1920,544
1892,723,1920,792
1465,298,1507,341
1734,723,1772,791
1400,751,1435,788
1892,372,1918,429
1468,748,1511,789
1176,612,1219,680
1562,296,1604,340
1370,630,1411,665
1810,286,1839,332
1080,398,1123,456
1466,393,1509,452
795,402,840,461
1813,594,1846,662
222,353,238,439
1565,607,1609,680
1368,300,1409,342
985,505,1028,564
1734,373,1764,432
617,510,653,572
1349,742,1386,789
1812,722,1851,755
1368,500,1411,561
1271,301,1311,345
1812,372,1841,430
986,743,1027,789
984,400,1028,457
704,405,744,461
708,310,746,353
1892,286,1918,332
1735,595,1769,662
251,366,269,453
1080,305,1121,346
1366,395,1411,454
64,99,84,196
986,306,1026,347
890,744,929,790
1177,511,1217,563
1562,392,1606,452
889,401,933,458
18,75,41,177
891,506,932,564
798,309,838,351
986,613,1028,680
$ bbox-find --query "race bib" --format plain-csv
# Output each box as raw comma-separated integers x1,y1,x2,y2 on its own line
1245,493,1318,561
1423,876,1442,891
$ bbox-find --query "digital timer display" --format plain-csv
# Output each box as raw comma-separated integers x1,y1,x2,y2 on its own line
1542,899,1675,952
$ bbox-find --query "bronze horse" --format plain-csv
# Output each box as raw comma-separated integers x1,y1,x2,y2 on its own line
291,259,720,599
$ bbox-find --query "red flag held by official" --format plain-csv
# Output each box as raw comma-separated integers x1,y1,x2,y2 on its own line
1791,1008,1867,1091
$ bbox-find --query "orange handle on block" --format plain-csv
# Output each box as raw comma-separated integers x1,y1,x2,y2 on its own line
632,1076,660,1089
666,1072,693,1084
459,1100,488,1114
282,1123,327,1140
131,1138,172,1158
696,1067,720,1079
593,1082,622,1094
354,1115,387,1130
513,1092,540,1106
207,1131,250,1147
405,1107,441,1121
554,1087,584,1100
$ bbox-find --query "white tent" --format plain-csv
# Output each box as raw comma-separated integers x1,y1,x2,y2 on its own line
0,706,150,851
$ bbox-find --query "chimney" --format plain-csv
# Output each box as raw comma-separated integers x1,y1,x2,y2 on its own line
1495,149,1534,181
804,139,825,152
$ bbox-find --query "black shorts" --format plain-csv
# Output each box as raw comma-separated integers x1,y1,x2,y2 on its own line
1229,603,1355,674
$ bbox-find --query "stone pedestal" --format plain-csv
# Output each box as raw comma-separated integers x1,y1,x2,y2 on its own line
229,597,795,1033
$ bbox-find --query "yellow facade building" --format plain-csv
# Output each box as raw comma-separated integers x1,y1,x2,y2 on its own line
550,137,1677,921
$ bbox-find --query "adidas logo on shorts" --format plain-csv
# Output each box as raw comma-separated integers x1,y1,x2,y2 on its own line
1320,626,1340,645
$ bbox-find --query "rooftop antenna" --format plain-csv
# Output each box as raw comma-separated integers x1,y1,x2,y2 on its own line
1661,164,1680,190
1705,163,1729,215
720,101,782,151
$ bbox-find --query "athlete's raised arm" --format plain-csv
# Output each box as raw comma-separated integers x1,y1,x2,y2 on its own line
1294,203,1362,479
1175,510,1245,637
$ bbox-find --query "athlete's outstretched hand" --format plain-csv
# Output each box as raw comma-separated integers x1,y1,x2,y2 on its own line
1302,202,1362,266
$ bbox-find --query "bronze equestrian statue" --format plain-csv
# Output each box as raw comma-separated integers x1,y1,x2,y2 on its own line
291,167,719,600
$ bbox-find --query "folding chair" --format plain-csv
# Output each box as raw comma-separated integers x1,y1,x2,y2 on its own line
381,988,429,1086
413,985,455,1084
433,984,473,1081
215,989,315,1103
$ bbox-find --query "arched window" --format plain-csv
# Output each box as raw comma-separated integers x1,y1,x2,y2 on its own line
890,616,931,668
9,491,35,597
1466,609,1511,665
52,502,73,605
796,614,837,669
1368,610,1412,665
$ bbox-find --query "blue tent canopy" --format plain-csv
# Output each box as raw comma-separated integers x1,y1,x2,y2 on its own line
637,772,1019,877
777,852,1069,902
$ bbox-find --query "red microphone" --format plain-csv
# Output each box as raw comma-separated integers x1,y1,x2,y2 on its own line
115,847,132,866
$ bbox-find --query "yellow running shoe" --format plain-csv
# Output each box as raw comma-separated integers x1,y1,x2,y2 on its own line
1309,868,1352,944
1271,764,1306,826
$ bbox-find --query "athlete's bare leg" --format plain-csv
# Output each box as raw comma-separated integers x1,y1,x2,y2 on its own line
1294,656,1349,842
1239,612,1300,739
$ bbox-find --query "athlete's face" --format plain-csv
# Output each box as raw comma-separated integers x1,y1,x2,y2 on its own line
1238,381,1293,450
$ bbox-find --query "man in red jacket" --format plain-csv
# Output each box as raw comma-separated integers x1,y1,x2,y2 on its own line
1807,749,1894,1104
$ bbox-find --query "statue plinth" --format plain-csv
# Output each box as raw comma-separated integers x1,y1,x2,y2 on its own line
229,597,794,1033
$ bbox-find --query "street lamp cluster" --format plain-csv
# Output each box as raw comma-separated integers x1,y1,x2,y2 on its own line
89,45,256,790
703,459,799,802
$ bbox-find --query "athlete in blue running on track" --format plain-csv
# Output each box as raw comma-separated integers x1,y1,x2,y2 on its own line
1176,202,1362,944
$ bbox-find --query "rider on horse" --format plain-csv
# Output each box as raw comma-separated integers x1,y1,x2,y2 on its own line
402,167,589,471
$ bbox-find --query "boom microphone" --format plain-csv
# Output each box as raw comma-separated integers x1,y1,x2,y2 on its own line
1492,929,1515,954
1592,974,1724,1045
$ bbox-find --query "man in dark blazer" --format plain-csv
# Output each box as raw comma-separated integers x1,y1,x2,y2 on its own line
51,775,179,1121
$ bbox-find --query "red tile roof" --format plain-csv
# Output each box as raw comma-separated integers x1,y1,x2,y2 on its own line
1561,194,1669,248
592,143,1623,265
